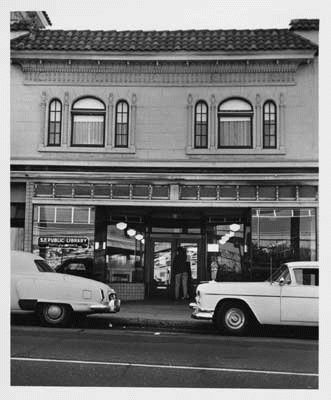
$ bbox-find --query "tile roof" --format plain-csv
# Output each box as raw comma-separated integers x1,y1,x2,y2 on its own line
10,20,32,31
11,28,318,53
289,19,319,31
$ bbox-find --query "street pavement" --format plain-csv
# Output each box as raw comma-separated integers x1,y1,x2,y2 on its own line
11,325,318,388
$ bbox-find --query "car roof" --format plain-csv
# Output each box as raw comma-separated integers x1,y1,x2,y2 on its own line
284,261,319,268
11,250,44,273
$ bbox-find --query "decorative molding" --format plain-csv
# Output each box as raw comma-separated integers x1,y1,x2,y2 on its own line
63,91,70,146
186,94,193,149
19,60,300,86
255,93,262,149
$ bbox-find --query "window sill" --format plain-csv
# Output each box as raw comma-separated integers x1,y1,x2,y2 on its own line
38,145,136,154
186,147,286,155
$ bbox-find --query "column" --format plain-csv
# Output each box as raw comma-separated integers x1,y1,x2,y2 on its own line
255,94,262,149
210,94,216,149
107,93,114,148
186,93,193,150
129,93,137,149
40,91,47,146
279,93,286,151
23,182,34,252
63,91,69,146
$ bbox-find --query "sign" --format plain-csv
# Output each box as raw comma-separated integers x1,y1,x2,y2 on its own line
38,236,89,248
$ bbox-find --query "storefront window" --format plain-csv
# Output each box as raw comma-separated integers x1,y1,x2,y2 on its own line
251,208,317,281
206,223,246,281
32,205,95,269
107,223,145,283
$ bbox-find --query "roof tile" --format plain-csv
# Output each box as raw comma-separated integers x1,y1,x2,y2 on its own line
11,28,318,53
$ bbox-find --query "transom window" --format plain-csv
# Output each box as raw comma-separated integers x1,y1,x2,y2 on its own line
194,101,208,148
48,99,62,146
115,100,129,148
218,98,253,148
263,101,277,148
71,97,105,147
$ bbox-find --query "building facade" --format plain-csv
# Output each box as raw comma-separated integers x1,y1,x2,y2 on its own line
10,15,319,300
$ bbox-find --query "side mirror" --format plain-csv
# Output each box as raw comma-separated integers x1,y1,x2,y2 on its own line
279,277,285,286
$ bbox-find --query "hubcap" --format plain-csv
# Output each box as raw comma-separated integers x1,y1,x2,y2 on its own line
225,307,245,330
46,304,63,320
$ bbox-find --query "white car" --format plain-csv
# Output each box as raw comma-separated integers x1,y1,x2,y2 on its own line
190,261,318,335
11,251,120,327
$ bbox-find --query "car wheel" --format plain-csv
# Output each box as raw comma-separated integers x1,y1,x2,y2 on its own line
214,302,251,336
38,303,72,328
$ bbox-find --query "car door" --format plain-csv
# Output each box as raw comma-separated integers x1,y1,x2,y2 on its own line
280,267,318,324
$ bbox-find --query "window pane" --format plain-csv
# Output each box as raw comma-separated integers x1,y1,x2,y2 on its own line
219,118,251,147
72,115,104,145
251,208,317,281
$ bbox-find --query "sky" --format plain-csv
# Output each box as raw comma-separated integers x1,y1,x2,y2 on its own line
3,0,325,31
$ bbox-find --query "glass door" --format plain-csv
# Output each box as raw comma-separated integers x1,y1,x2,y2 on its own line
151,241,172,297
150,238,200,299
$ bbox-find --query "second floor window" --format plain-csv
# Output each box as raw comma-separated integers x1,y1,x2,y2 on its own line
115,100,129,147
48,99,62,146
194,101,208,148
263,101,277,148
71,97,105,147
218,98,253,148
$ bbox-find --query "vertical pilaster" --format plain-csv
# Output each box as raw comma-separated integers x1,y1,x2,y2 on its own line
279,93,286,151
23,182,34,252
129,93,137,149
40,92,47,146
186,94,193,150
63,91,69,146
210,94,216,149
107,93,114,147
255,94,262,149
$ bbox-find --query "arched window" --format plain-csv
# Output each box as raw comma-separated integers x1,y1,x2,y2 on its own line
263,101,277,148
71,97,105,147
194,101,208,148
48,99,62,146
115,100,129,148
218,98,253,148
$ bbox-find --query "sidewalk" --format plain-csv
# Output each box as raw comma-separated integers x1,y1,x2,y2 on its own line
89,299,214,332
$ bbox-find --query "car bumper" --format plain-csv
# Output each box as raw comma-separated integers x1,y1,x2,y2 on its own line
90,299,121,313
189,302,213,320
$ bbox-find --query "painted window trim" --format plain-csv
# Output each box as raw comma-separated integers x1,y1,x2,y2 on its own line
70,96,106,148
217,97,254,149
114,99,130,148
194,100,209,149
47,98,62,147
263,100,277,149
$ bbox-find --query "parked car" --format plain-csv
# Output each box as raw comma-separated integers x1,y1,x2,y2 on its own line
55,257,104,281
190,261,318,335
11,251,120,327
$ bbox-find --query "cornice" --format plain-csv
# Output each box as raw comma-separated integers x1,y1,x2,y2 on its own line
14,60,302,86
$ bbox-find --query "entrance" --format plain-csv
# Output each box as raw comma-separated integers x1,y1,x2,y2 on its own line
150,237,200,298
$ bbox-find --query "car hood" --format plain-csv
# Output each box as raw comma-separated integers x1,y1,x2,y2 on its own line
198,280,277,296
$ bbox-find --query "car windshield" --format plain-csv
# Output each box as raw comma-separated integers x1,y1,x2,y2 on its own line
34,259,55,273
268,264,290,282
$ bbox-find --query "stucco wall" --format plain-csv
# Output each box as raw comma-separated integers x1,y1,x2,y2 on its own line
10,59,318,165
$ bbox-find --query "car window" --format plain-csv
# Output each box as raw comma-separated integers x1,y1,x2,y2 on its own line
66,263,87,272
34,259,55,272
293,268,319,286
270,264,291,283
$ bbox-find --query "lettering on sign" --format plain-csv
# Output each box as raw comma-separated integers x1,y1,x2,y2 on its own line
38,237,89,248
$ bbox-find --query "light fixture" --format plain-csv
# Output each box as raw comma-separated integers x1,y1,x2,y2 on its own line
127,228,136,237
141,239,145,244
94,242,99,250
116,222,127,230
135,233,143,241
230,223,240,232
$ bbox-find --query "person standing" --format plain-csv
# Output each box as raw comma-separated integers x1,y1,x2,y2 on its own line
173,247,189,300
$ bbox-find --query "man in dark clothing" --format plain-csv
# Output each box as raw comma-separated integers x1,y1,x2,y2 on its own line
173,247,190,300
